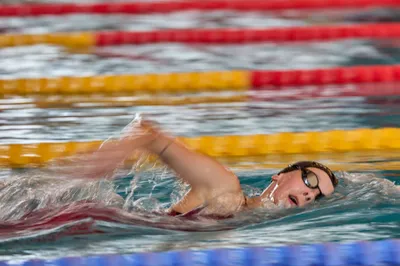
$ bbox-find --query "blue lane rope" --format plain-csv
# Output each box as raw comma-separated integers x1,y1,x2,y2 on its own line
9,239,400,266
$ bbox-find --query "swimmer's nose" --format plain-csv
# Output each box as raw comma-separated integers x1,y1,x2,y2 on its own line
301,192,313,205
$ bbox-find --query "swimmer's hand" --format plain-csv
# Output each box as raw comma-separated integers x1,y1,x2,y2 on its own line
129,118,163,138
55,119,160,180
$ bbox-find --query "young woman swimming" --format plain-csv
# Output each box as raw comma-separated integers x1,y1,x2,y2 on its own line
69,117,339,218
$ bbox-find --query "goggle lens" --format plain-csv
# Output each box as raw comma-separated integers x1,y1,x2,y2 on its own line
304,170,319,188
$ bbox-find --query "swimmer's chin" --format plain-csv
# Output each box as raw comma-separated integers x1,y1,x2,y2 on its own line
260,198,288,210
262,199,297,210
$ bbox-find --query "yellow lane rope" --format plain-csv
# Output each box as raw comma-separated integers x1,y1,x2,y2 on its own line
222,151,400,171
0,33,94,48
229,162,400,171
0,71,249,95
1,128,399,168
2,65,400,96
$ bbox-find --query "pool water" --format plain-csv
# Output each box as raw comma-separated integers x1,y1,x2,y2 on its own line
0,2,399,263
0,167,399,262
1,40,400,79
2,96,400,143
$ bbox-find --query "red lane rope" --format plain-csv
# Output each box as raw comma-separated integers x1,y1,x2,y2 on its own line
94,24,400,45
249,83,400,101
0,0,399,17
251,65,400,88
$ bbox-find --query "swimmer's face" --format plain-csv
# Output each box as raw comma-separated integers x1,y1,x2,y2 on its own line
267,166,335,208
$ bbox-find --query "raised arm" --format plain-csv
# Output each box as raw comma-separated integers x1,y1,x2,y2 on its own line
141,121,241,193
55,118,243,214
139,121,243,214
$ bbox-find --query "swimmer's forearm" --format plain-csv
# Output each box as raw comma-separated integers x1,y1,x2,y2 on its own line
58,133,157,179
88,133,157,167
99,134,156,154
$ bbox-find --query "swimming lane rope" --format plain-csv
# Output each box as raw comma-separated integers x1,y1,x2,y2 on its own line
1,23,400,48
0,0,398,17
2,82,400,110
1,65,400,95
1,127,399,168
0,240,399,265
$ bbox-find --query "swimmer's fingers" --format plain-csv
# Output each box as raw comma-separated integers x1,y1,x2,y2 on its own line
128,115,162,136
139,121,163,138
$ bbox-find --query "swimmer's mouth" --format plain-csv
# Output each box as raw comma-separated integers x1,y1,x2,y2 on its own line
288,195,298,206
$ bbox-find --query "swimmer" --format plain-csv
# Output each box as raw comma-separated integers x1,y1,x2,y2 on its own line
69,117,338,218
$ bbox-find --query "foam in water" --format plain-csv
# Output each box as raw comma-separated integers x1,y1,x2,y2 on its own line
0,166,397,225
0,172,124,221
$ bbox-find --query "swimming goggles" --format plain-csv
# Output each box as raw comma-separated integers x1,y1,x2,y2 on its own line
278,164,324,200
